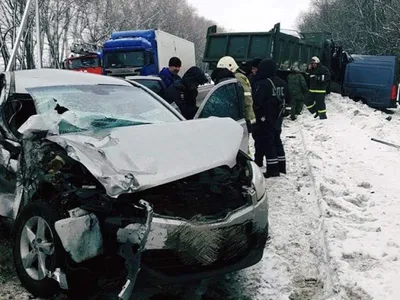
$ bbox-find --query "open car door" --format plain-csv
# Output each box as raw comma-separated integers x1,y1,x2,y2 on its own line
194,78,249,153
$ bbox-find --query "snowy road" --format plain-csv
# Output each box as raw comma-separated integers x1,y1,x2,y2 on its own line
1,94,400,299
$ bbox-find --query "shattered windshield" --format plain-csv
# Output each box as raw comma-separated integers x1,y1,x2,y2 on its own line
26,84,180,134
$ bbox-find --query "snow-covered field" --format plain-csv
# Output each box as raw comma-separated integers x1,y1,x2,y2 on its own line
1,93,400,299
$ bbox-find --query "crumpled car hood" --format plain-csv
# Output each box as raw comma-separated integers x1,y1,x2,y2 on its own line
46,118,243,198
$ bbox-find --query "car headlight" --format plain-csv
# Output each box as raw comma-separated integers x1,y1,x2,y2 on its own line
249,161,267,200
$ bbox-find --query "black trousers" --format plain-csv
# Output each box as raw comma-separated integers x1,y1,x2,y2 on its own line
305,93,327,118
253,124,286,175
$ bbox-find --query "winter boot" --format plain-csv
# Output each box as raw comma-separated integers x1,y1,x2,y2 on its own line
314,112,319,118
264,171,280,178
319,112,327,120
291,115,297,121
264,163,280,178
279,161,286,174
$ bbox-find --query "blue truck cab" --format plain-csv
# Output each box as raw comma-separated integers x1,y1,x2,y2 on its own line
102,30,158,77
102,29,195,79
343,55,399,108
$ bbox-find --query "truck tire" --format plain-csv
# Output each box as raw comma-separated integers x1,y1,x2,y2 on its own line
13,202,65,298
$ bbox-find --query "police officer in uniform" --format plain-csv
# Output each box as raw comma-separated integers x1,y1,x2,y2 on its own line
252,59,291,178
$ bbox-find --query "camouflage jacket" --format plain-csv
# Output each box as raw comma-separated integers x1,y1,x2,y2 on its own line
287,73,308,99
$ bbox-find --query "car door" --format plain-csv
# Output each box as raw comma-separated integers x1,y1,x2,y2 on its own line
0,72,22,219
194,78,249,153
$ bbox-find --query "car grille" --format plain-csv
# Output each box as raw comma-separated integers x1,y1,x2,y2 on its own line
141,222,267,276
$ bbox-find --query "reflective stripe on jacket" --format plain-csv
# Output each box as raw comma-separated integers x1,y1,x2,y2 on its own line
235,71,256,123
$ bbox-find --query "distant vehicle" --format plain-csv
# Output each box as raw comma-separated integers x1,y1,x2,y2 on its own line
62,43,102,75
203,24,400,109
342,55,398,108
102,29,195,78
203,23,349,85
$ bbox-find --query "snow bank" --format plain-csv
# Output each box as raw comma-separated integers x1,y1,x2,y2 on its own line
301,94,400,300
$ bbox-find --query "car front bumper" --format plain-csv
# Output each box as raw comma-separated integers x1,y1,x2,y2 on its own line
140,188,269,285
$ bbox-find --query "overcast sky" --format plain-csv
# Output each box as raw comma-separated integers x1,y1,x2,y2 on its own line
187,0,311,32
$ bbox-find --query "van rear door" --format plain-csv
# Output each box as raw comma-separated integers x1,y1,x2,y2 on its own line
343,55,397,109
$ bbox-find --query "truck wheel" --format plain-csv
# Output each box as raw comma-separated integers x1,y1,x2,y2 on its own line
13,202,65,298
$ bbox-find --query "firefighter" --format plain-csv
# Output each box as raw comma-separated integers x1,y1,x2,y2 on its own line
217,56,256,126
159,57,182,88
252,59,291,177
287,64,308,121
305,56,331,119
165,66,208,119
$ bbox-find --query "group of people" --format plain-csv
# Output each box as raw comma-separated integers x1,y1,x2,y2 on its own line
249,55,331,177
157,55,331,178
159,57,209,119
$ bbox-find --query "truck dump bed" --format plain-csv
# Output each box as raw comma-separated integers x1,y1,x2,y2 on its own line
203,23,333,72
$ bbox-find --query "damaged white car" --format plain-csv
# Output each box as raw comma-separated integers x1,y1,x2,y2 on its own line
0,69,268,299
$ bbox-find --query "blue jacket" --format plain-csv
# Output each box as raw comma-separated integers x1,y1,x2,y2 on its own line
159,67,181,88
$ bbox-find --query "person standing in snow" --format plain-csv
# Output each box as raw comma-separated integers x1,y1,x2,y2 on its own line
217,56,256,127
165,66,208,119
159,57,182,88
252,59,291,178
305,56,331,119
287,64,308,121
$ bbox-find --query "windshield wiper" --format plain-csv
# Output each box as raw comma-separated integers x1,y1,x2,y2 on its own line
90,117,150,128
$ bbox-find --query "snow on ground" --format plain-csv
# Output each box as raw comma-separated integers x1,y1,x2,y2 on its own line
300,94,400,300
206,94,400,300
1,93,400,299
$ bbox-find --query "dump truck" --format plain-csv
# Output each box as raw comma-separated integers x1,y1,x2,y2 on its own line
203,23,349,88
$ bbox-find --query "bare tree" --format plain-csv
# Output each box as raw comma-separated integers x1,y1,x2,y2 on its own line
0,0,223,69
297,0,400,56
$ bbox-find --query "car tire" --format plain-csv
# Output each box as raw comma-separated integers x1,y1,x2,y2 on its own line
13,201,65,298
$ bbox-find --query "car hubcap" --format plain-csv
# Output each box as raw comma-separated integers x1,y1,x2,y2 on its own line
20,216,55,280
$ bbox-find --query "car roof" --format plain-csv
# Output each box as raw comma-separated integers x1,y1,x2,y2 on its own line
11,69,131,94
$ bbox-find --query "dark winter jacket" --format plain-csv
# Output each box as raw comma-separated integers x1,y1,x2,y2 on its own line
211,68,235,84
252,59,292,130
159,67,181,88
308,64,331,93
287,72,308,99
165,66,208,119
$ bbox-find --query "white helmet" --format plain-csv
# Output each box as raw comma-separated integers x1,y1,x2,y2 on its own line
311,56,320,64
217,56,239,72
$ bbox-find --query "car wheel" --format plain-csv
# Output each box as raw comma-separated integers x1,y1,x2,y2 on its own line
13,202,65,298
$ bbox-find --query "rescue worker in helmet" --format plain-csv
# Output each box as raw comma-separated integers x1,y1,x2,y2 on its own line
305,56,331,119
217,56,256,127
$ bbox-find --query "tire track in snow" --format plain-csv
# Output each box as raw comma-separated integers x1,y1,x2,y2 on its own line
300,94,400,299
199,121,340,300
297,118,339,299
